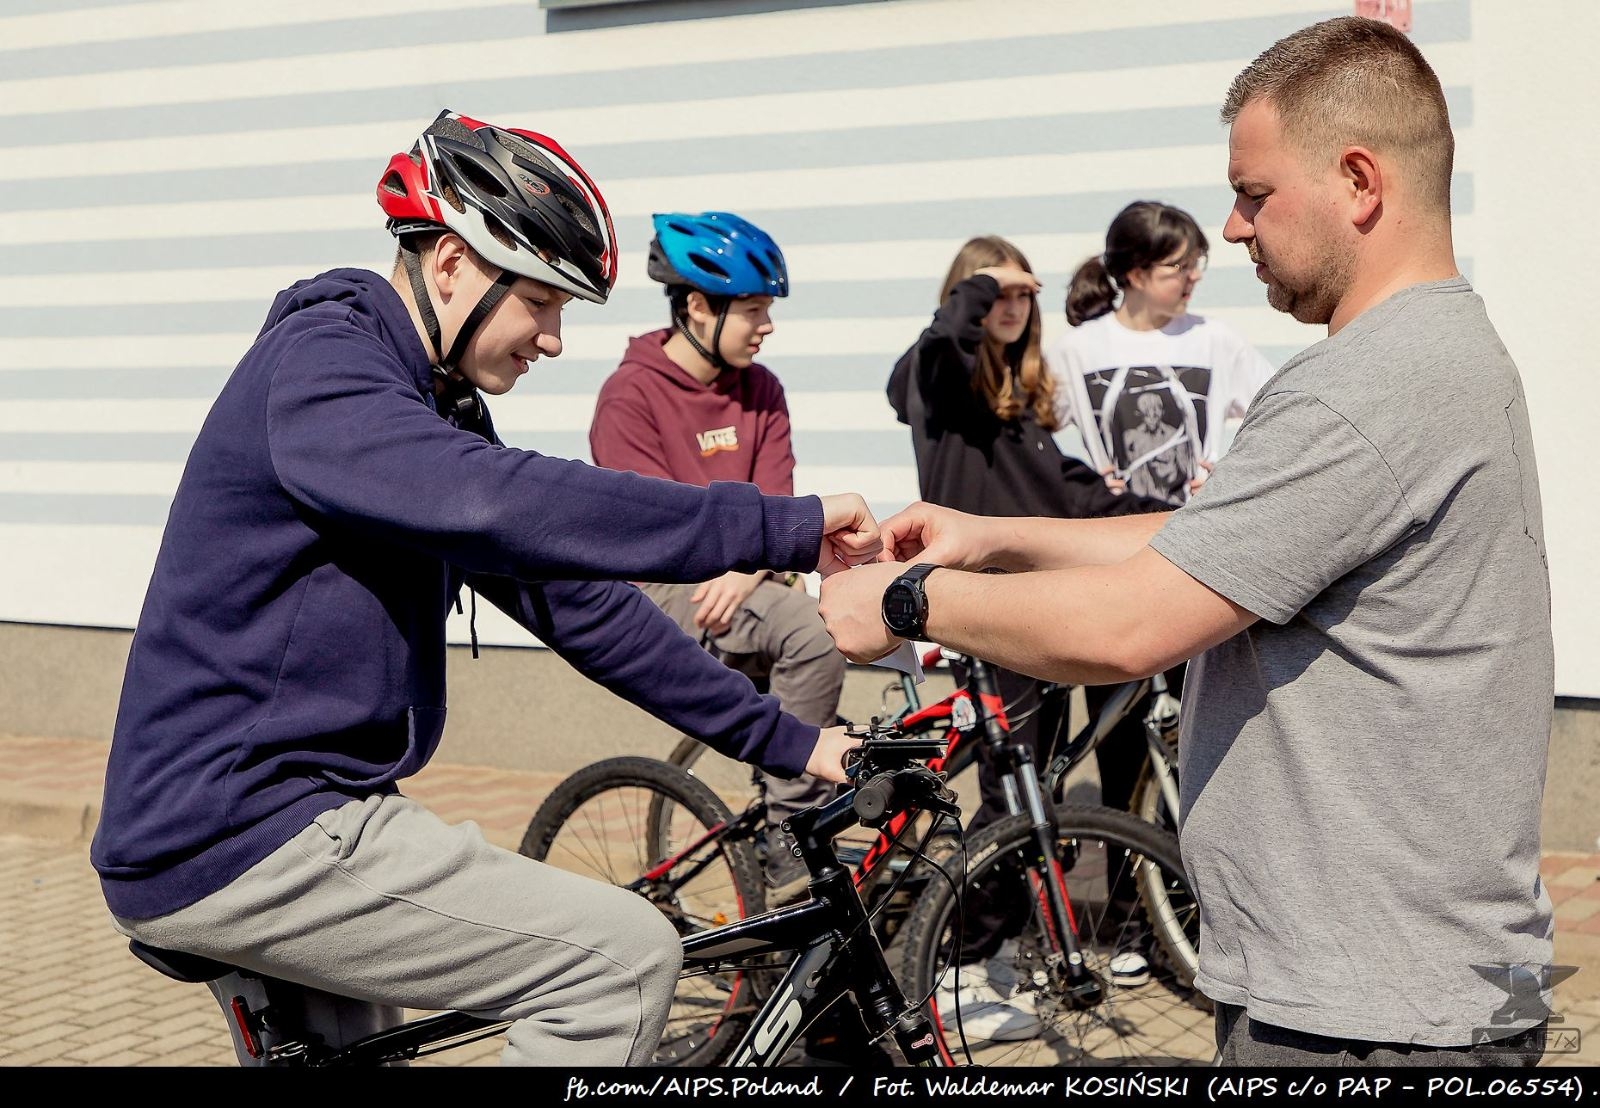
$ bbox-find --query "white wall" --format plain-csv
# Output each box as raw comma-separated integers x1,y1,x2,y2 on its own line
0,0,1592,694
1470,0,1600,696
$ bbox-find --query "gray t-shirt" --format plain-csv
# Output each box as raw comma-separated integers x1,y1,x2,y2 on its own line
1150,277,1554,1046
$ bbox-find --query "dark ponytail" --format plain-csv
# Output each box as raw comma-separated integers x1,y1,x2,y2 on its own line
1066,256,1117,326
1064,200,1209,327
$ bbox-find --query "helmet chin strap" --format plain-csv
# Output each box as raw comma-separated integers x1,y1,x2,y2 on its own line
675,300,733,375
399,239,518,418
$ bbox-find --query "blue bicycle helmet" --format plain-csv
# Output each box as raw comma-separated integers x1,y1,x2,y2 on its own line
646,212,789,299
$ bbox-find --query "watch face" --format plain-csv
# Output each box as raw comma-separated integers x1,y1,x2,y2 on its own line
883,582,921,633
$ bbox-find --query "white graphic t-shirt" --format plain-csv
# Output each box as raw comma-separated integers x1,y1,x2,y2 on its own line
1044,313,1277,507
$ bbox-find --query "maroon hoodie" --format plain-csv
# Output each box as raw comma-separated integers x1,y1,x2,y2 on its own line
591,328,795,495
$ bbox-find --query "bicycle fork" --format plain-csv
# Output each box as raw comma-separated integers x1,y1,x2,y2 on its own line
1011,744,1104,1009
965,656,1103,1008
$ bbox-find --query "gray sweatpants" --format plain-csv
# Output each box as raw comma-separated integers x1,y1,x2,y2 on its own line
112,794,682,1066
639,578,844,824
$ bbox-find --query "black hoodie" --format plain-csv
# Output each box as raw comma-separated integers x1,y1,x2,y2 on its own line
889,275,1166,519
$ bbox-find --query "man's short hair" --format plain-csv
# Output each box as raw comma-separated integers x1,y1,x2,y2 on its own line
1221,16,1454,214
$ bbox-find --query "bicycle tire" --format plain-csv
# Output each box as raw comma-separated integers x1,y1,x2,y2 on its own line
898,804,1209,1067
519,757,766,1067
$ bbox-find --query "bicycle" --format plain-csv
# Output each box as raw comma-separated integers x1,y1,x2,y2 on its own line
524,656,1207,1068
896,656,1205,1067
649,647,1183,903
667,651,1180,827
124,731,963,1068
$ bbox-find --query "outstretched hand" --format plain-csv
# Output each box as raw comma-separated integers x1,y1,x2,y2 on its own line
876,501,993,571
816,493,883,574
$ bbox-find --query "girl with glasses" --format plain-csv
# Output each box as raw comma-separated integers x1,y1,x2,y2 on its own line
1050,200,1274,506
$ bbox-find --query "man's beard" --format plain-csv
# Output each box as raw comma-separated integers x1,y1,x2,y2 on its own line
1256,242,1351,325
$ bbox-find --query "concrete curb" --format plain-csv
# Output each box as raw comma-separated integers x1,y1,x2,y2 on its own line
0,793,98,844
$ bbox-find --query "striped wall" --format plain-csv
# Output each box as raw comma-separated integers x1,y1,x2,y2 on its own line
0,0,1556,674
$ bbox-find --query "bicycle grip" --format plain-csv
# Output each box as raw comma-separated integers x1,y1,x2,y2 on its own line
853,775,897,824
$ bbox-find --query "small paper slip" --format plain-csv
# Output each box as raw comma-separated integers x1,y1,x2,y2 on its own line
871,638,925,683
836,555,925,683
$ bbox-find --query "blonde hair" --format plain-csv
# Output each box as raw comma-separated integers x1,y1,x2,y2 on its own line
1221,16,1454,214
938,236,1056,430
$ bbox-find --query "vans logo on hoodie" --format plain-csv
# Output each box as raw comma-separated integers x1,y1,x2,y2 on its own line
696,426,739,457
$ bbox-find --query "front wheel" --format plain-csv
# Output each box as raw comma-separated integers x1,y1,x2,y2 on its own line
519,757,766,1066
898,805,1210,1067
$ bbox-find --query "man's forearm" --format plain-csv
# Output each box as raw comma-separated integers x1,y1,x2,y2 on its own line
988,512,1172,573
919,542,1250,684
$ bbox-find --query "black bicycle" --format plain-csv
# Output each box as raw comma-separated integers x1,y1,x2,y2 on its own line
123,731,961,1068
526,657,1208,1069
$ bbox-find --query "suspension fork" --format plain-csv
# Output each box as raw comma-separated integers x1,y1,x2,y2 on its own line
964,658,1101,1002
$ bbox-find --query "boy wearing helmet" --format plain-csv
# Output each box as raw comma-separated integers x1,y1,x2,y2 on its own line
590,213,845,901
91,113,877,1067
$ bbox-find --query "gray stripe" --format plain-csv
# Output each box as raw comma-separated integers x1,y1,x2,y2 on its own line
1,354,894,400
0,264,1336,339
0,433,197,462
500,428,914,466
0,0,147,14
0,366,233,400
0,343,1314,402
0,4,549,82
0,105,1235,213
1,173,1478,277
2,82,1474,213
0,427,916,466
0,2,1468,147
0,493,174,527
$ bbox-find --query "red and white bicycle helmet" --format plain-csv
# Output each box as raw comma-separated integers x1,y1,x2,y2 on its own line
378,110,617,378
379,110,616,303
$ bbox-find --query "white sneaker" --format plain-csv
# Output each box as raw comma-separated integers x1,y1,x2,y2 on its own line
934,944,1042,1042
1109,950,1151,987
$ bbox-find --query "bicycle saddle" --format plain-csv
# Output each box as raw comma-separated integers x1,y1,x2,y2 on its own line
127,939,234,983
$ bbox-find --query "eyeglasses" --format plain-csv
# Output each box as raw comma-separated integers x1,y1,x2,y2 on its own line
1152,255,1208,276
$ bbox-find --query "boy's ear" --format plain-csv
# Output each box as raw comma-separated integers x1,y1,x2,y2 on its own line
683,289,713,324
431,234,471,297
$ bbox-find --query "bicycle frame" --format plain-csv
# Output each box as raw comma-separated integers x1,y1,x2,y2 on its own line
681,784,948,1067
853,657,1179,889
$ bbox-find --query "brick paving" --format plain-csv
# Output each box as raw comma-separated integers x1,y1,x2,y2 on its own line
1,734,1596,1067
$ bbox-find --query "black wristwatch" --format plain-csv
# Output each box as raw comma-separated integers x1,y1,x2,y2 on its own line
881,563,940,639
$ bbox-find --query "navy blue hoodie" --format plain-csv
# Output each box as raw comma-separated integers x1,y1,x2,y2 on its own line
92,269,824,919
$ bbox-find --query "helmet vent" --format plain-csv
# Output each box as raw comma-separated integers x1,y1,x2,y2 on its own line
379,170,408,198
555,193,596,236
441,181,466,214
451,154,509,200
748,254,771,281
493,131,563,180
483,215,518,252
424,114,480,147
689,254,729,279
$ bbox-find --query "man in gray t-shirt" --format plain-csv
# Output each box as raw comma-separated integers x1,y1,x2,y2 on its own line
818,17,1554,1065
1150,275,1553,1046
